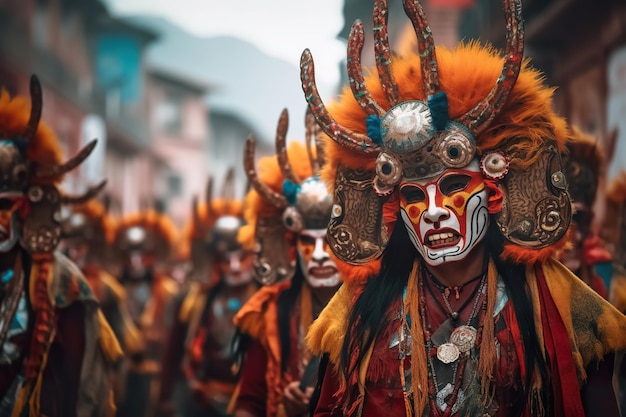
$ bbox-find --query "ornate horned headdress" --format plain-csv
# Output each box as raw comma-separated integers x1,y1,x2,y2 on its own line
113,210,178,267
0,76,105,384
301,0,571,281
184,169,245,273
241,108,330,285
60,199,115,264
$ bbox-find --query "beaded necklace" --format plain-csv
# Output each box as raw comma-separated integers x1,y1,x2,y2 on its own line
419,266,488,416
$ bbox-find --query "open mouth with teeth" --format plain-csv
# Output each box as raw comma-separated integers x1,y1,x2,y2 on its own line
425,230,461,248
308,266,338,279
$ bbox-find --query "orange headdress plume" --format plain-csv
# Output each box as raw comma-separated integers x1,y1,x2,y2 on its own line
302,0,570,281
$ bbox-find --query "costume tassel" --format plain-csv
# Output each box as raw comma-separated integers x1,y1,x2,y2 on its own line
13,254,55,417
478,257,498,403
407,260,428,416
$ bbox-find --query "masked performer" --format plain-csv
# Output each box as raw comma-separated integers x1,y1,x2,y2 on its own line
300,0,626,416
159,172,258,417
114,210,179,417
60,200,144,360
233,109,342,417
0,77,122,416
559,127,612,298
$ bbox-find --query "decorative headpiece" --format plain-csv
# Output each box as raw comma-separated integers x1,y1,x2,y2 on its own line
242,108,331,285
113,210,178,265
301,0,571,276
60,199,115,263
184,169,245,271
0,76,104,383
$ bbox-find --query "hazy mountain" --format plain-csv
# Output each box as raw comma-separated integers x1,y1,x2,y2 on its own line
124,15,335,143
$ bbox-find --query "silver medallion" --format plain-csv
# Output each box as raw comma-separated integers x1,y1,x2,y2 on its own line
450,325,477,354
437,342,460,364
436,383,465,413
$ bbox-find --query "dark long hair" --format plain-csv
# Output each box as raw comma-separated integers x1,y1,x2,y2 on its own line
338,220,548,415
277,260,305,373
340,224,416,382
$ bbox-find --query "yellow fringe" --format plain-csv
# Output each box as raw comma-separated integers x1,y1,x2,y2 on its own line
11,381,31,417
478,258,498,402
406,260,428,417
27,350,49,416
107,389,117,417
98,310,124,362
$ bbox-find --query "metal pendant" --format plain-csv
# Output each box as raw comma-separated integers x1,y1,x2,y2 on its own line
450,325,477,354
437,342,460,364
436,383,465,413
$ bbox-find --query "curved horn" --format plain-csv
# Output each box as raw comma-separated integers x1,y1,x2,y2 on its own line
305,108,320,173
456,0,524,137
60,180,107,205
300,49,379,155
403,0,440,98
22,75,43,142
36,139,97,179
221,167,235,200
373,0,399,106
205,176,215,219
348,20,385,116
275,109,301,185
243,135,287,208
192,194,201,227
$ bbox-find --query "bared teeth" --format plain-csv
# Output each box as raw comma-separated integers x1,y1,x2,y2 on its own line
426,232,458,246
428,232,454,242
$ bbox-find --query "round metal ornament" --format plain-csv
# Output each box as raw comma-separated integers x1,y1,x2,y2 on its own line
380,101,433,153
449,325,477,354
437,342,460,364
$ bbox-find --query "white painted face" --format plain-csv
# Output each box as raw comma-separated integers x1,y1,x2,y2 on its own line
398,160,490,266
220,250,255,287
297,229,342,288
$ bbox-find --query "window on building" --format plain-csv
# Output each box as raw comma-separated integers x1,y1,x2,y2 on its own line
167,174,183,197
154,89,183,136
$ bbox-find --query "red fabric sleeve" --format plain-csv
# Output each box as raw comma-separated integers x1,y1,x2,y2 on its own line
313,359,341,417
235,339,269,417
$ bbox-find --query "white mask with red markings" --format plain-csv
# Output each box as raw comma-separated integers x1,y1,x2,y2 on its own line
399,160,489,266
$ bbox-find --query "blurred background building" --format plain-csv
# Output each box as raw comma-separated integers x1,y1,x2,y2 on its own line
0,0,624,227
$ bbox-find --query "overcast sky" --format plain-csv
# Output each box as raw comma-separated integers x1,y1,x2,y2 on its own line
105,0,346,88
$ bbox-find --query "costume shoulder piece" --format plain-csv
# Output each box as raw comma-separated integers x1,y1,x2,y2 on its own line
233,280,291,340
306,283,357,366
47,252,98,308
531,259,626,377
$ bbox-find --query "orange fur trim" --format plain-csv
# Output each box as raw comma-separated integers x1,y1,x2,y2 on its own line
322,43,569,273
114,211,179,261
323,43,568,190
179,198,244,259
238,142,314,250
0,90,64,184
500,228,571,265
